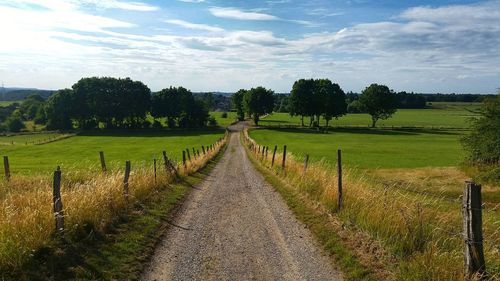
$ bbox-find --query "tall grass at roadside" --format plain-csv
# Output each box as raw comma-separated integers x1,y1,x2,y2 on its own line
243,128,499,280
0,133,228,271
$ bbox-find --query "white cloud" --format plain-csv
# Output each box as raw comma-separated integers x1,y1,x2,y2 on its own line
178,0,205,3
84,0,159,11
165,19,224,32
0,0,499,93
209,7,279,21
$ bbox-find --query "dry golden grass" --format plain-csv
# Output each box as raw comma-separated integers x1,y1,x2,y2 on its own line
243,128,499,280
0,133,228,270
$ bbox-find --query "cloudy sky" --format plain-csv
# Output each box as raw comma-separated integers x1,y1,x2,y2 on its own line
0,0,499,93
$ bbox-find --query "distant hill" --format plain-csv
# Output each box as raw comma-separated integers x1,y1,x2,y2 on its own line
0,87,55,100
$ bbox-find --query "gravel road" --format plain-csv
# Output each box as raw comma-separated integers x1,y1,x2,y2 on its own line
141,123,342,281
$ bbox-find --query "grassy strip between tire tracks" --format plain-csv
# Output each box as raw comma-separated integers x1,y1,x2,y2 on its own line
1,141,227,281
242,132,380,281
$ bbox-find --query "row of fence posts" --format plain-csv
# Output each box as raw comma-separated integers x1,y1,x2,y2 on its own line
244,133,486,280
2,137,226,238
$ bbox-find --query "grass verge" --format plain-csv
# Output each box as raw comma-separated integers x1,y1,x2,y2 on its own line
1,141,226,281
242,129,499,280
242,133,381,281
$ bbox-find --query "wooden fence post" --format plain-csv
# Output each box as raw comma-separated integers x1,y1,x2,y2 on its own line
258,145,261,154
463,181,486,280
303,154,309,175
282,145,287,170
186,149,191,162
153,158,157,183
53,167,64,235
123,161,131,200
182,151,186,167
337,149,343,212
271,145,277,167
202,145,206,155
261,146,265,159
265,146,269,158
99,151,106,173
3,156,10,181
197,149,200,157
192,148,196,159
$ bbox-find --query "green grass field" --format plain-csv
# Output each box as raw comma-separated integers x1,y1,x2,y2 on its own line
210,111,237,127
1,129,224,174
0,100,21,106
0,132,66,145
249,128,464,169
260,106,479,128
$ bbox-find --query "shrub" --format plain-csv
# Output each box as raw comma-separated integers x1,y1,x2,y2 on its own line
152,120,163,129
5,116,25,132
208,116,217,126
221,112,228,118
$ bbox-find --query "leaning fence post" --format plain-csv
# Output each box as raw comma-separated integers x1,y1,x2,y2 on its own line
265,146,269,158
271,145,277,167
186,149,191,162
153,158,157,183
53,167,64,235
463,181,486,280
282,145,287,170
123,161,131,200
192,148,197,159
202,145,206,155
182,151,187,167
303,154,309,175
3,156,10,181
99,151,107,173
337,149,343,212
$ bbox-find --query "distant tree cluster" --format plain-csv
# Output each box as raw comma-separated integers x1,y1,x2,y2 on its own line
44,77,211,130
231,87,274,125
288,78,348,128
0,94,46,132
151,86,209,129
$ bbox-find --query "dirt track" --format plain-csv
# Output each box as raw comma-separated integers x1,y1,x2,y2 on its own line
141,123,342,281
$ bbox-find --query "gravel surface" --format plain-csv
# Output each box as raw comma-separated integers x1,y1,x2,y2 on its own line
141,123,342,281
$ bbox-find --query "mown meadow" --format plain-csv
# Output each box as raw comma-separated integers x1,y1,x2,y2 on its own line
259,103,480,128
1,129,225,174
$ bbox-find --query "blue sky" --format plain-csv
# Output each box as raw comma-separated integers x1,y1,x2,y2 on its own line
0,0,499,93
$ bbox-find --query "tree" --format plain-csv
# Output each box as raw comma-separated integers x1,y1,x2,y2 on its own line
289,79,315,126
243,86,274,126
151,86,209,128
359,84,397,127
315,79,347,128
462,95,500,166
5,116,25,132
45,89,74,130
232,89,246,121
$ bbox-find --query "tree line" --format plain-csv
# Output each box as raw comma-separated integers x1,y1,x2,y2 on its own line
0,77,217,132
232,79,398,128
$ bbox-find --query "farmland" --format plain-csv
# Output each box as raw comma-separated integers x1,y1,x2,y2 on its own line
245,102,500,279
210,111,238,127
1,129,225,174
250,128,464,169
259,104,480,128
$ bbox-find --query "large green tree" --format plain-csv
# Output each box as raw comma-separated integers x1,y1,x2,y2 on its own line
243,86,274,126
359,84,397,127
151,86,209,128
45,89,74,130
289,79,316,126
232,89,246,121
315,79,347,128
